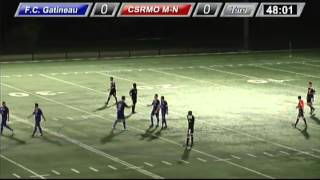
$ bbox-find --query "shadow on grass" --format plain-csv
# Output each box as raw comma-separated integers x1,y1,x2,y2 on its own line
147,128,163,141
93,103,116,112
139,127,158,140
42,135,63,146
2,135,26,145
100,130,124,144
296,126,310,140
310,114,320,125
181,147,191,161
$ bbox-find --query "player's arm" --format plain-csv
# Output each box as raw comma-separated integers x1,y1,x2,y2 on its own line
125,102,132,108
27,111,35,118
147,101,153,107
42,112,46,121
166,102,168,115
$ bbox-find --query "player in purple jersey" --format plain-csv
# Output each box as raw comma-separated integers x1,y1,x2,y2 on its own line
0,101,14,136
112,96,132,130
160,96,168,129
147,94,160,128
28,103,46,137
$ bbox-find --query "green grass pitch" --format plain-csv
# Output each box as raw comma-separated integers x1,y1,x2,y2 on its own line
0,49,320,179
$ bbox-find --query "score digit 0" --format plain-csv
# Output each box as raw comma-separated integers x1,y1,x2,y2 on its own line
193,3,222,17
90,3,120,17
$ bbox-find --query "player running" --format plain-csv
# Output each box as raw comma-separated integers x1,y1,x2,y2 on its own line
105,77,118,106
147,94,160,128
307,81,316,115
129,83,137,114
294,96,307,128
28,103,46,137
112,96,132,130
186,111,195,147
0,101,14,136
160,96,168,129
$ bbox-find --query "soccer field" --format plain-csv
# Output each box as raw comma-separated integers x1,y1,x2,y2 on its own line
0,50,320,179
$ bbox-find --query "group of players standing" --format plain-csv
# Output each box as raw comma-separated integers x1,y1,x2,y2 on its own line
103,77,195,146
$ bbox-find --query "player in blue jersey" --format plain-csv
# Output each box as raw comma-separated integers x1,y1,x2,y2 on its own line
112,96,132,130
0,101,14,136
106,77,118,106
28,103,46,137
147,94,160,128
160,96,168,129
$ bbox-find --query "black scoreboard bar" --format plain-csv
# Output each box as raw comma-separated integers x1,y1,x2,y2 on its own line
14,2,306,18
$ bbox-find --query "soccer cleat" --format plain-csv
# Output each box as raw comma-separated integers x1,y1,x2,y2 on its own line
149,124,154,128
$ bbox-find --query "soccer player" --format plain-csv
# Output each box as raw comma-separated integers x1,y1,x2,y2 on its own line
28,103,46,137
186,111,195,147
307,81,316,115
147,94,160,128
105,77,118,106
129,83,137,114
294,96,307,128
112,96,131,130
0,101,14,136
160,96,168,129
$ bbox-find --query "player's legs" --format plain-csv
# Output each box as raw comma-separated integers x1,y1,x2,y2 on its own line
123,119,126,130
112,118,118,129
150,112,154,127
0,122,4,135
161,112,167,128
155,112,159,127
32,124,38,137
186,128,190,146
113,93,118,104
106,94,112,105
132,100,136,113
190,127,194,146
38,124,43,136
4,124,13,132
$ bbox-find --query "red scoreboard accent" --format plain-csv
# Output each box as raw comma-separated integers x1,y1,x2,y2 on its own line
117,3,195,17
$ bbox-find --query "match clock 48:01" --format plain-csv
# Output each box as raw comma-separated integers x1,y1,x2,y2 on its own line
264,4,297,15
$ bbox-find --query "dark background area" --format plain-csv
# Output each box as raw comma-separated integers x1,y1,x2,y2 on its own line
0,0,319,54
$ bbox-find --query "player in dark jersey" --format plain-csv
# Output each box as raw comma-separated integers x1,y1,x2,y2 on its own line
28,103,46,137
147,94,160,128
186,111,195,147
306,81,316,115
112,96,131,130
129,83,137,114
294,96,307,128
0,101,14,136
160,96,168,129
105,77,118,106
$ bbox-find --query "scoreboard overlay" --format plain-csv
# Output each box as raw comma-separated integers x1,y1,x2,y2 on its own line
14,2,306,18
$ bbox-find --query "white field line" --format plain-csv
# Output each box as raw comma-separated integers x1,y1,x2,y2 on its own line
51,170,61,175
71,168,80,174
247,153,257,158
144,162,154,167
297,62,320,68
215,158,231,162
89,167,99,172
12,174,21,179
312,148,320,153
8,113,162,179
30,174,50,178
148,69,320,160
52,117,59,121
67,117,74,121
179,160,190,164
196,157,207,162
161,161,172,166
279,151,290,155
263,152,274,157
231,155,241,160
252,65,320,79
95,72,148,86
0,154,45,179
108,165,117,170
37,74,275,179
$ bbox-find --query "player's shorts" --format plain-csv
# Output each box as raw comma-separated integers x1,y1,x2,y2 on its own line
109,89,116,96
117,112,125,121
132,98,137,104
307,96,314,103
151,110,159,116
1,119,7,126
298,109,304,117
